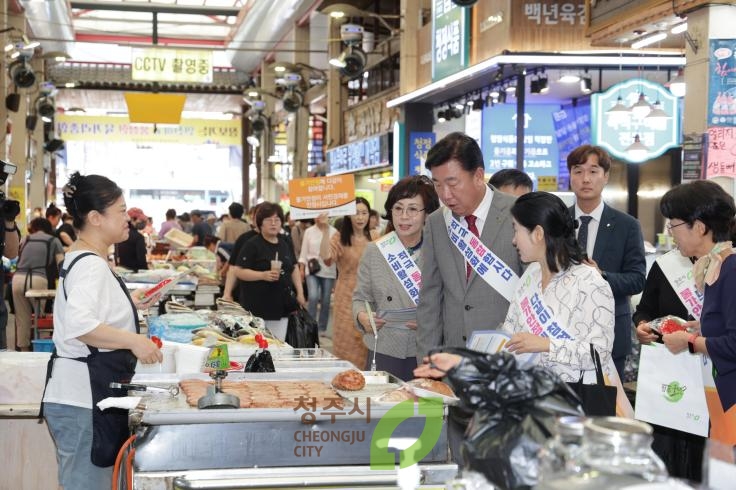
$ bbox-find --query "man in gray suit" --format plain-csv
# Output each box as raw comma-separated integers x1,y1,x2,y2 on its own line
416,132,524,465
417,132,524,356
567,145,645,380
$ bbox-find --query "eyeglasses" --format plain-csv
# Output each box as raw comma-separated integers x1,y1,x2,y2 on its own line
391,206,425,217
666,221,688,231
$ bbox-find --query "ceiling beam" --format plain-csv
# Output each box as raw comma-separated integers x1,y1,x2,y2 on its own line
69,1,242,17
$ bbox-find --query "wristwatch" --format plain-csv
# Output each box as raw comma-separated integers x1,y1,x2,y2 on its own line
687,333,700,354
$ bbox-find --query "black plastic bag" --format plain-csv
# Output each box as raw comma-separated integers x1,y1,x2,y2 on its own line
285,307,319,349
244,349,275,372
432,347,583,490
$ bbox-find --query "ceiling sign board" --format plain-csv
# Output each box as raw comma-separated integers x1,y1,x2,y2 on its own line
55,114,241,146
124,93,186,124
591,78,680,163
131,48,213,83
431,0,470,82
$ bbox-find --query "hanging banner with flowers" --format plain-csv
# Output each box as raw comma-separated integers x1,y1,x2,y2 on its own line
591,78,680,163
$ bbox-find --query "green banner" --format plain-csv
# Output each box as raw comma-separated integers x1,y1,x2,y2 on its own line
431,0,470,82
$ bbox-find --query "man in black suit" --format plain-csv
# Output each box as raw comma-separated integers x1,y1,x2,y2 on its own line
567,145,646,379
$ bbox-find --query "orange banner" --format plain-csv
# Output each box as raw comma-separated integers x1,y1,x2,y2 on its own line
288,175,356,220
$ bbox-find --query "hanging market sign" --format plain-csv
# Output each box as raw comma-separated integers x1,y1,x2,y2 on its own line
131,48,213,83
288,175,357,220
431,0,470,82
591,78,680,163
708,40,736,126
55,115,240,146
326,133,392,175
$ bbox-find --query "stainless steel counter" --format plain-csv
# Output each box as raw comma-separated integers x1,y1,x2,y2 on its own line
131,367,455,488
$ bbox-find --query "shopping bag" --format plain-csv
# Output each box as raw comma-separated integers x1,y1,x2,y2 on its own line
566,344,617,416
285,307,319,349
635,343,709,437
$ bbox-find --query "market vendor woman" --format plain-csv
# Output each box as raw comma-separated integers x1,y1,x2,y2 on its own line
42,172,162,490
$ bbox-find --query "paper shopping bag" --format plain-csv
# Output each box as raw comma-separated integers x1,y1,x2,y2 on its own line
635,344,709,437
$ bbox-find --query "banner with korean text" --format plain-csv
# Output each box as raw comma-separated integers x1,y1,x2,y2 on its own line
289,175,357,220
55,115,240,146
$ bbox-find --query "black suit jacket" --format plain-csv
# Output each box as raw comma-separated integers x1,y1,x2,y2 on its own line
570,204,646,360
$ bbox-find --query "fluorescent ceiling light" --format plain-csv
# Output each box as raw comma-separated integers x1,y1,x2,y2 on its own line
631,31,667,50
386,53,685,108
671,23,687,34
559,73,581,83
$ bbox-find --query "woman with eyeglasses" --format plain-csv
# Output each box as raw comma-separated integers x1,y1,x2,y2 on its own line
322,197,378,369
351,176,440,380
640,180,736,445
231,202,306,341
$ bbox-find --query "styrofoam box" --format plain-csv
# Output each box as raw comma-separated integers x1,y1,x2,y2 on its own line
0,352,52,405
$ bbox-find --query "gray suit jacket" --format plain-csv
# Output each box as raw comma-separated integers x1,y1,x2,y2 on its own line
352,242,419,359
417,187,523,358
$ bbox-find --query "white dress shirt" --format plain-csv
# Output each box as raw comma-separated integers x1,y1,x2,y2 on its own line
574,201,604,258
466,185,494,236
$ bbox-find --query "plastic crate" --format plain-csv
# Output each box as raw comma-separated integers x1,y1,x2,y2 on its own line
31,314,54,329
32,339,54,352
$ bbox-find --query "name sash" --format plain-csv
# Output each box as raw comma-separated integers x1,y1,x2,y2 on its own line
516,268,575,341
375,231,422,306
443,208,519,302
656,250,703,320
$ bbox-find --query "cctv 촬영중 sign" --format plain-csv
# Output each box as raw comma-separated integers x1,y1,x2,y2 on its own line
288,175,357,220
591,78,680,163
131,48,213,83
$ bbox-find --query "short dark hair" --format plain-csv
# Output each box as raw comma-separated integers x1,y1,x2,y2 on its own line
340,197,372,246
29,217,53,235
425,132,484,173
45,203,62,219
511,192,583,273
165,208,177,220
191,210,202,218
566,145,612,173
203,235,220,248
228,202,244,219
660,180,736,243
255,202,284,229
63,172,124,231
383,175,440,232
489,169,533,191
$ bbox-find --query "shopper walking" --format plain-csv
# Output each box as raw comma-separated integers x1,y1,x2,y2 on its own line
231,202,306,340
9,217,64,350
43,172,162,490
298,213,337,335
323,197,378,368
353,176,440,380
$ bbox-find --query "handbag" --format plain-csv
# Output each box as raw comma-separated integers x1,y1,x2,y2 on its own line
566,344,618,416
635,344,709,436
285,307,319,348
307,258,321,275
